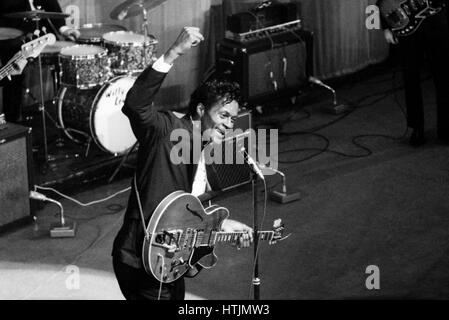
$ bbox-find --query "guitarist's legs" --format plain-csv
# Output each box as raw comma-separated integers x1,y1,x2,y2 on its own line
424,8,449,140
399,34,425,133
113,257,185,300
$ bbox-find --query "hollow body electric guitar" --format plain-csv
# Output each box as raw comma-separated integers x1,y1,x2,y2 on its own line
0,33,56,81
378,0,445,37
142,191,288,283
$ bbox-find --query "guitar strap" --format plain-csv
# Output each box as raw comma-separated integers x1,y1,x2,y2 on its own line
133,173,151,241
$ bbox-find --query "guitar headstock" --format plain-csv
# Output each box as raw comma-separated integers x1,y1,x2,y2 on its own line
21,33,56,59
269,218,290,244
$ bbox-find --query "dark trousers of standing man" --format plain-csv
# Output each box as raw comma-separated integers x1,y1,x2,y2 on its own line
113,257,185,300
398,8,449,138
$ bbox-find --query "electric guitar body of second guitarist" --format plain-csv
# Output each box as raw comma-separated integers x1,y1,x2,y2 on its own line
378,0,446,37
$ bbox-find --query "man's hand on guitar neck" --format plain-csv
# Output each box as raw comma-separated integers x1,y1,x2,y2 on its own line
221,219,254,249
384,29,398,45
6,54,28,78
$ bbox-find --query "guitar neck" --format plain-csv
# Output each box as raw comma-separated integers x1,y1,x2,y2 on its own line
0,52,24,82
213,230,274,244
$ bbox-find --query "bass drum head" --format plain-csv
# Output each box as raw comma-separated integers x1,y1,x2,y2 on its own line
90,76,137,155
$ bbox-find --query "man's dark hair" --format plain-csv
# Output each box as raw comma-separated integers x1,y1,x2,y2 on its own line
188,75,241,116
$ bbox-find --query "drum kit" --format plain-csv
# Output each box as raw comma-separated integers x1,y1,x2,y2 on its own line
1,0,165,164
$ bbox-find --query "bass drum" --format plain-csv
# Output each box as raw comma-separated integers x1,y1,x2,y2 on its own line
57,76,137,155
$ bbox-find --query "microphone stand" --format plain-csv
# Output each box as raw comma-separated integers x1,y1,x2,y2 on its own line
309,77,349,115
260,165,302,204
251,171,260,300
241,146,263,299
29,191,76,238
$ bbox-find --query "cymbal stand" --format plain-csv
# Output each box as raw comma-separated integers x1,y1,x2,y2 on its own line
139,1,151,67
31,15,51,168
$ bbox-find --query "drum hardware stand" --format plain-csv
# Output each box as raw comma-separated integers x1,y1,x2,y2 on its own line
24,97,83,167
136,1,152,68
84,137,94,157
108,141,139,183
30,14,52,169
141,5,150,67
24,83,80,161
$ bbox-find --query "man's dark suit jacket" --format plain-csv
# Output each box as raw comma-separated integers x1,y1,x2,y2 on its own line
112,67,202,269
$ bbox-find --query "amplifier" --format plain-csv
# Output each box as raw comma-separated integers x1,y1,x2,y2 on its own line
227,3,298,33
216,29,314,104
225,19,302,44
206,111,253,192
0,123,34,232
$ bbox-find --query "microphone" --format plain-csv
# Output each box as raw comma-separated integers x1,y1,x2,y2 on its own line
308,76,334,94
240,147,265,180
30,190,48,201
308,76,322,85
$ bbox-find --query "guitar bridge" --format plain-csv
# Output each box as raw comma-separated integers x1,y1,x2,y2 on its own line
153,229,183,253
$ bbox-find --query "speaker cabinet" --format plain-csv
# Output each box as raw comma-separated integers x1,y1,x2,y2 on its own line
0,123,34,232
207,111,253,192
216,30,314,104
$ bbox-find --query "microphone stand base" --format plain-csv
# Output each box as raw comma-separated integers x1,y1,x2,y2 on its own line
322,104,350,115
50,220,76,238
269,190,302,204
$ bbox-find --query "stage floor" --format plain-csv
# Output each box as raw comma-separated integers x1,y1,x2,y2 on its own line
1,62,449,300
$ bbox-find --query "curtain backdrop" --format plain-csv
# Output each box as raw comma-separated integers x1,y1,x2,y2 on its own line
58,0,389,108
300,0,389,79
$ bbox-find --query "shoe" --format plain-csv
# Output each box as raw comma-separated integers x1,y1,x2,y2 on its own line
409,129,426,147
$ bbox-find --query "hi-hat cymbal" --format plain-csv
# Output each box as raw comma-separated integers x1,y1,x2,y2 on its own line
110,0,167,20
2,10,70,20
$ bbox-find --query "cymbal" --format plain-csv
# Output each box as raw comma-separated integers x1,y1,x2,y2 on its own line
2,10,70,20
110,0,167,20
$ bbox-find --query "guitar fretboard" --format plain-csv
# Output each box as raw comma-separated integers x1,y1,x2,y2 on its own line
0,53,24,81
212,231,274,244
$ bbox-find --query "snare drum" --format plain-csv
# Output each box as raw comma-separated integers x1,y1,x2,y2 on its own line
57,76,137,155
59,45,110,89
77,23,127,45
102,31,157,75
